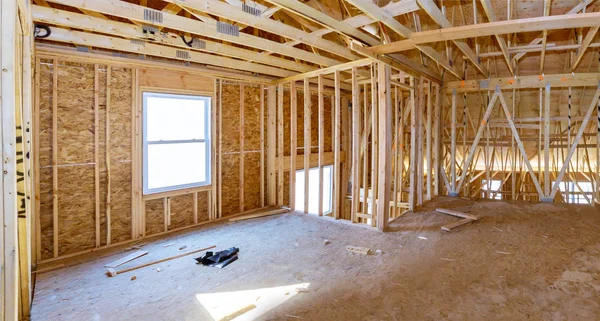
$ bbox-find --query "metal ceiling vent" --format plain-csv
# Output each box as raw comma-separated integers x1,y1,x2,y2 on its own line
192,38,206,50
143,8,163,24
242,3,262,16
217,21,240,37
176,50,191,60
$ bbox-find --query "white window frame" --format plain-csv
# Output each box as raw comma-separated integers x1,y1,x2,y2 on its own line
142,92,211,195
294,165,334,215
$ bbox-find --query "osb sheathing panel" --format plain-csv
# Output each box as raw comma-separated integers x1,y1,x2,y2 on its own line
57,167,95,256
139,68,214,93
197,191,210,223
283,171,290,206
296,91,305,156
169,194,194,230
145,199,164,236
221,83,240,153
243,85,261,151
56,61,96,256
39,60,54,260
109,67,133,244
282,90,291,156
221,154,240,217
243,85,262,212
97,68,109,246
243,152,261,211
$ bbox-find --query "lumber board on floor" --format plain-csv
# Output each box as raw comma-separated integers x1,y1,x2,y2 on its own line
435,208,478,220
228,208,289,222
441,218,474,232
104,251,148,268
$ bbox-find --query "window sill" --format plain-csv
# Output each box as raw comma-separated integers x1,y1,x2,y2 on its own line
143,185,212,200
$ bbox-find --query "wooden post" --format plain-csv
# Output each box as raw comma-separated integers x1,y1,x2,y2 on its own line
434,83,441,196
370,64,378,225
409,76,416,210
290,81,297,210
259,85,265,208
377,62,392,230
351,67,360,222
543,83,551,201
52,58,59,258
277,83,284,206
318,75,324,216
94,65,100,247
267,85,277,206
426,81,432,200
240,84,245,212
303,78,311,213
106,67,112,244
450,89,457,195
333,71,341,219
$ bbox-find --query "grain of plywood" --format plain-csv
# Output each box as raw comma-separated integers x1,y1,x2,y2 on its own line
138,68,214,93
221,154,240,217
145,198,164,236
197,190,209,223
169,194,195,229
221,83,240,153
243,152,261,212
39,59,55,260
57,166,95,256
243,85,261,151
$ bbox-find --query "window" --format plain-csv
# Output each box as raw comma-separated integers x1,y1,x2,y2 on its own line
295,166,333,214
553,180,593,204
143,92,211,194
481,180,502,200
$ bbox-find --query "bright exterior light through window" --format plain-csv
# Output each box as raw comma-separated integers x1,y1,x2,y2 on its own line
143,92,211,194
295,166,333,214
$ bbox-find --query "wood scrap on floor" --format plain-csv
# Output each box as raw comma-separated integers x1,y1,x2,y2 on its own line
441,218,474,232
104,251,148,268
229,207,289,222
105,245,216,277
436,208,480,232
346,246,370,255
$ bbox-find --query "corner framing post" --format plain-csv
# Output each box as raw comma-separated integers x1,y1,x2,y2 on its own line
377,62,392,231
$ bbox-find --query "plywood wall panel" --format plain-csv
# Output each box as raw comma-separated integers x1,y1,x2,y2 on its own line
109,67,133,244
38,60,54,260
221,83,240,153
56,62,95,165
221,154,240,217
243,85,261,151
197,191,210,223
139,68,214,93
57,167,95,256
145,199,164,236
243,152,261,211
169,194,194,230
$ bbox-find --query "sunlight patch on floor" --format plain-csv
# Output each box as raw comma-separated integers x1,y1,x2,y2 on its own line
196,283,310,321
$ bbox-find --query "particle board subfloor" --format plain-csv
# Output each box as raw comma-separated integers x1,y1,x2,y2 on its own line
31,197,600,320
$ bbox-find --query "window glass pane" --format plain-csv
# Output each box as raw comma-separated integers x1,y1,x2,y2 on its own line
294,166,333,214
147,142,207,190
146,95,206,141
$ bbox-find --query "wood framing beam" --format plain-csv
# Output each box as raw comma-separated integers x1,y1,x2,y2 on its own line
262,0,379,46
350,41,440,82
550,84,600,199
273,58,372,84
43,27,296,78
370,11,600,54
479,0,514,76
44,0,342,67
161,0,360,61
572,26,600,71
446,73,600,93
512,0,592,63
377,62,392,230
417,0,489,77
32,5,315,74
346,0,462,79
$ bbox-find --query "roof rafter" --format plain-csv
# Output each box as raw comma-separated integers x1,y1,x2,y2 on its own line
478,0,514,76
161,0,360,61
416,0,489,77
345,0,462,79
44,0,342,67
